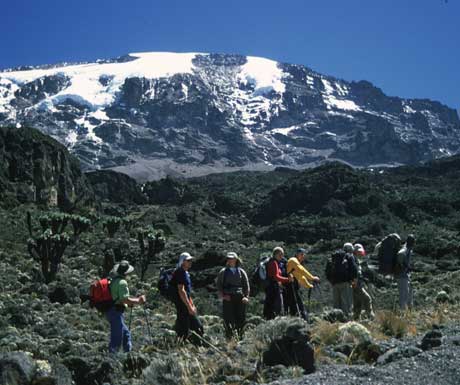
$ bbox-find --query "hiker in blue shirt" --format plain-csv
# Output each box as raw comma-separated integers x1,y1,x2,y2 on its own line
171,252,204,343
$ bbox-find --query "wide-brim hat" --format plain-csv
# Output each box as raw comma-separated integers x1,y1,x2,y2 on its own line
226,252,238,259
226,252,242,265
111,260,135,276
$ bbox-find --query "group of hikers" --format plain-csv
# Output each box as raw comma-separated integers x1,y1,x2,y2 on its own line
100,233,416,355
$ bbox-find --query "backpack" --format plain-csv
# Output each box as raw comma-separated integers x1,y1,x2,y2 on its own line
251,255,272,289
89,278,114,312
158,267,177,302
393,247,408,276
325,250,357,284
377,233,401,275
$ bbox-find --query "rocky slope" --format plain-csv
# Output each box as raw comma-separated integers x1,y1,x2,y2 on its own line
1,130,460,385
0,125,94,209
1,52,459,179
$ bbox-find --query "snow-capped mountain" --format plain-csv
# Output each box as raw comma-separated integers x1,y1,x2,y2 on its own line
1,52,459,180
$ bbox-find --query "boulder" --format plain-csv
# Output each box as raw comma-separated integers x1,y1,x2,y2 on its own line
376,345,423,365
32,360,73,385
420,329,443,351
0,352,35,385
262,323,315,373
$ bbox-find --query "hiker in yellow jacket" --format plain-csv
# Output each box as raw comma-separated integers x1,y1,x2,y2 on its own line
285,248,320,320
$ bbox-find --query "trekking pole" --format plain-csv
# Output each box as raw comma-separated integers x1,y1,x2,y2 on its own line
190,331,226,357
142,306,153,345
307,287,313,313
128,306,133,330
291,283,302,318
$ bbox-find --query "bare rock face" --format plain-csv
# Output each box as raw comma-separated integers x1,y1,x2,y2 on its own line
1,52,459,180
0,126,94,208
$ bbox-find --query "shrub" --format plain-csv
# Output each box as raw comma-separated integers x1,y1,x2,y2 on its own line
142,352,207,385
375,311,408,338
310,320,339,346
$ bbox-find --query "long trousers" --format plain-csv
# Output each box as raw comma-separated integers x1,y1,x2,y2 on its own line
264,283,284,320
332,282,353,318
174,299,204,342
284,284,308,320
222,293,246,338
397,276,413,311
106,307,132,354
352,285,374,319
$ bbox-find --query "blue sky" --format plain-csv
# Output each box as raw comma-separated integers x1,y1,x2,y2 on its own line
2,0,459,109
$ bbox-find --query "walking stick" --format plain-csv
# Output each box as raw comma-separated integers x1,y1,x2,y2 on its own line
190,331,226,357
307,287,313,313
290,282,302,318
142,306,153,345
128,306,133,330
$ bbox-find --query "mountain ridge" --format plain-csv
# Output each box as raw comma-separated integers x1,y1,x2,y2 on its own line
1,52,459,180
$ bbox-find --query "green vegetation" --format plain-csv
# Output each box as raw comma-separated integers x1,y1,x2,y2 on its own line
1,125,460,385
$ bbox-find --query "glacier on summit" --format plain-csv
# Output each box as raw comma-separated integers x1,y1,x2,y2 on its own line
0,52,459,180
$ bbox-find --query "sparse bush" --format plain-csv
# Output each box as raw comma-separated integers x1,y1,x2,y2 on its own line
70,215,91,237
338,321,372,345
375,310,408,338
102,216,122,238
137,227,166,281
142,352,207,385
310,320,340,346
27,211,72,283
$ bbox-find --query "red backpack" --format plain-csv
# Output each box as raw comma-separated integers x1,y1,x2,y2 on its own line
89,278,114,312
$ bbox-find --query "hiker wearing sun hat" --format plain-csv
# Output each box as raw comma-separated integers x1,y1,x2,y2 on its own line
106,260,146,354
171,252,204,342
352,243,375,320
216,252,250,339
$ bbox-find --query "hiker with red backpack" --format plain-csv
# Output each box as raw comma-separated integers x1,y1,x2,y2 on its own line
170,252,204,343
106,260,146,354
351,243,375,320
215,252,250,339
263,247,294,320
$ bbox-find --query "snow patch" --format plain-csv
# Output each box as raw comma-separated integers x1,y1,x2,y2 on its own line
239,56,286,95
89,109,109,121
403,103,416,114
0,78,19,114
271,126,298,136
0,52,199,111
66,131,78,146
439,148,452,156
75,116,102,143
321,79,361,112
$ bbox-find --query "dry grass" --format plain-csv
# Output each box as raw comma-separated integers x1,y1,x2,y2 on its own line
374,310,409,338
310,320,340,346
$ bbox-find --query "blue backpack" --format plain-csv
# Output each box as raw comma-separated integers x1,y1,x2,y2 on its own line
158,267,177,301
